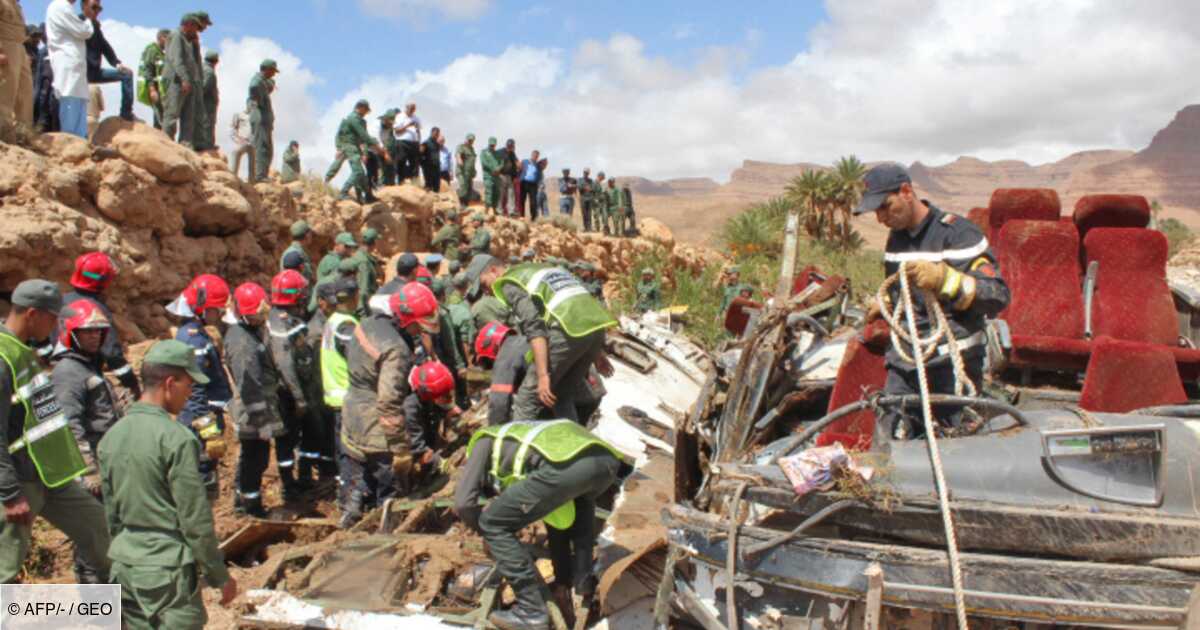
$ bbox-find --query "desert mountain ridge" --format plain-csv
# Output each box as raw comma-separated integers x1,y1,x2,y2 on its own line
548,104,1200,247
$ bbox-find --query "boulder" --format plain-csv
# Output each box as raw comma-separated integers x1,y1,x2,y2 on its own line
32,132,91,164
637,217,675,250
183,180,253,236
110,127,202,184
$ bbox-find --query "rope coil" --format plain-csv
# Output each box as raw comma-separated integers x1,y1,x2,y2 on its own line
876,264,971,629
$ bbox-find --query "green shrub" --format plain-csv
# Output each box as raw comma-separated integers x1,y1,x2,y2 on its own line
1160,217,1194,258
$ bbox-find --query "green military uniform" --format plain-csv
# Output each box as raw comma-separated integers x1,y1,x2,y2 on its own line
432,211,463,261
634,270,663,313
378,108,400,186
161,21,202,147
605,183,623,236
350,229,381,315
280,143,300,183
480,139,501,210
455,135,477,203
280,223,315,287
138,40,166,127
248,63,276,182
469,216,492,259
471,294,511,331
329,103,379,201
196,54,219,151
718,268,741,315
99,343,229,630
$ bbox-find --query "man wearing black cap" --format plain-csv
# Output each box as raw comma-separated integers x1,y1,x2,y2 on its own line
853,163,1009,441
0,279,110,583
375,252,421,302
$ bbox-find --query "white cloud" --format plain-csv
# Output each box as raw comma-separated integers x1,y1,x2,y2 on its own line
357,0,493,23
672,23,696,40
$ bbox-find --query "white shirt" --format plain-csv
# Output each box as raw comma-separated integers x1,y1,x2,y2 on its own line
395,114,421,143
231,111,251,146
46,0,93,99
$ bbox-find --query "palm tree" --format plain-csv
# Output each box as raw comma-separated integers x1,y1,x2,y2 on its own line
831,156,867,246
786,169,832,239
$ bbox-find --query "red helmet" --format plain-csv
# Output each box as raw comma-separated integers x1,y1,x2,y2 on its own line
474,321,511,361
233,282,269,317
414,266,433,286
408,361,455,402
70,252,118,292
270,270,309,306
59,299,111,349
184,274,230,312
389,282,439,330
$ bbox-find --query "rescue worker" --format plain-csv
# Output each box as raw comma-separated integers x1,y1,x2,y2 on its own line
465,255,616,423
634,268,662,313
138,28,169,128
431,208,463,262
167,274,233,497
455,133,477,205
578,168,595,232
340,282,439,523
330,99,386,202
376,252,421,299
248,58,277,183
592,172,608,233
470,284,512,332
161,14,201,147
317,278,360,527
351,227,382,316
224,282,288,517
854,163,1010,440
579,263,603,302
317,232,358,285
480,137,502,213
431,278,470,408
558,168,576,216
404,361,457,479
267,270,323,494
621,184,636,236
98,339,237,628
604,177,622,237
197,50,219,151
455,420,625,630
52,299,119,584
522,249,536,263
281,220,316,287
63,252,140,398
280,140,301,183
0,279,109,584
447,273,476,363
468,212,491,260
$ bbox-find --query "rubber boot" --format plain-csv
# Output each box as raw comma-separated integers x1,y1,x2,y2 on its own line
338,490,364,530
489,580,550,630
234,493,267,518
202,468,220,501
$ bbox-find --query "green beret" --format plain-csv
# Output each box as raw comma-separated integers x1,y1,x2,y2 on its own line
471,213,485,223
194,11,212,25
290,220,310,238
466,133,476,141
181,13,201,26
488,137,498,145
260,58,279,71
204,50,219,62
335,232,357,247
338,258,359,274
361,227,380,244
355,99,371,111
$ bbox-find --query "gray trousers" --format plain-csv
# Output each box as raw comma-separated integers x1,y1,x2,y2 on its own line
512,327,606,423
162,82,194,147
478,448,619,591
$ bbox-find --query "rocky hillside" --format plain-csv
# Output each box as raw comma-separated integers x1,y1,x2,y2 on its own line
0,121,714,343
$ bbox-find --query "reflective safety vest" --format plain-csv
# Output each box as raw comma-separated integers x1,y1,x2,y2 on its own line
321,312,358,408
493,264,617,338
0,333,87,488
466,420,623,530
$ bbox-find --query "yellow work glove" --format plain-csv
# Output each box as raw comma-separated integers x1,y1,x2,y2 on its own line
191,415,225,460
391,453,413,476
205,439,226,461
903,261,949,293
904,261,979,311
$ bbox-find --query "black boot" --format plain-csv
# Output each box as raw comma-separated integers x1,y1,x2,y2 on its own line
489,580,550,630
202,468,220,501
338,490,363,530
234,493,267,518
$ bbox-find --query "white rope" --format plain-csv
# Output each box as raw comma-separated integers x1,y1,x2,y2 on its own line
876,263,970,629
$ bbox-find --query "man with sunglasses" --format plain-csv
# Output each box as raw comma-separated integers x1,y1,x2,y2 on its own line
854,163,1009,442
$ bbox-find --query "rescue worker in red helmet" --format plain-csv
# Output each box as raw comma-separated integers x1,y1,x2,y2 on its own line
167,274,234,497
403,361,458,477
267,270,326,498
61,252,141,398
51,299,119,584
223,282,288,518
339,281,438,526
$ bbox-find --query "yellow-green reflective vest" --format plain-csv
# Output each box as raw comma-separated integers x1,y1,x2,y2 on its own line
494,264,617,338
0,333,87,488
467,419,623,530
320,312,358,407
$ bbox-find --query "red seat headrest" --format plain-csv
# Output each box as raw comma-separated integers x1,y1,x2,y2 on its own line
987,188,1061,232
1073,195,1151,241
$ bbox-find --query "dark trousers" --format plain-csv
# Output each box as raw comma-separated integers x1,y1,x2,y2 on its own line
236,436,297,497
478,449,619,592
399,141,420,182
344,452,402,508
365,153,381,191
520,181,539,221
422,158,440,191
581,202,593,232
877,355,984,442
331,409,353,492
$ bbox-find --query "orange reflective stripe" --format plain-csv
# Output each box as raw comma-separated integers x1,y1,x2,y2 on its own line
353,324,380,360
490,383,514,394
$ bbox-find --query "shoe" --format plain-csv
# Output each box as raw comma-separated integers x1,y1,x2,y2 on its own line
282,481,304,503
364,192,379,203
234,494,267,518
489,581,550,630
337,490,363,529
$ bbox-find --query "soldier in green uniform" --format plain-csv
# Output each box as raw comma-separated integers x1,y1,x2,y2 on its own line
98,340,237,629
634,268,663,313
480,137,500,213
161,14,202,147
378,108,400,186
455,133,477,205
432,208,464,262
280,141,301,183
280,220,315,286
331,100,386,202
577,168,594,232
604,178,622,237
448,275,476,361
351,228,382,315
316,232,357,290
468,212,491,260
0,280,110,584
455,421,625,630
138,29,170,129
248,59,278,182
197,50,219,151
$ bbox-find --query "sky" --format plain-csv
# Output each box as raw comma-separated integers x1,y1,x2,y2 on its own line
27,0,1200,183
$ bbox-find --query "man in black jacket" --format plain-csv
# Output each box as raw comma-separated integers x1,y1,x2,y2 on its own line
80,0,133,121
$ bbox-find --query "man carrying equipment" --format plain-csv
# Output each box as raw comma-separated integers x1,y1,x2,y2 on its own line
854,163,1009,440
455,420,626,630
465,256,616,423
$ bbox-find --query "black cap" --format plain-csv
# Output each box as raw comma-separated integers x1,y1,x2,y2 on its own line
395,253,420,276
853,163,911,216
281,249,305,270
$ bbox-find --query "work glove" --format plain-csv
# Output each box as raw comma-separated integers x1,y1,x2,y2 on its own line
391,453,413,476
205,439,227,461
904,260,978,308
903,261,949,293
191,415,226,461
81,474,102,497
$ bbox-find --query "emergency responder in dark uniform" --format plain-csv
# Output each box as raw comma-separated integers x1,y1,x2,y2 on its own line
61,252,141,397
455,421,626,630
52,299,120,584
167,274,234,497
855,163,1010,441
317,279,360,527
340,282,438,525
403,361,457,479
430,278,470,409
465,255,616,424
224,283,289,517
